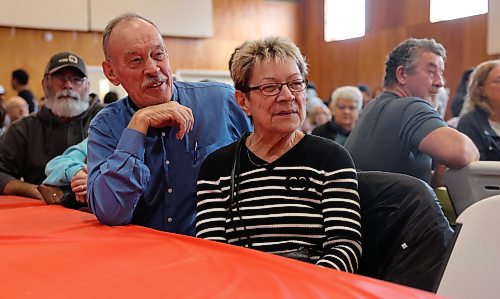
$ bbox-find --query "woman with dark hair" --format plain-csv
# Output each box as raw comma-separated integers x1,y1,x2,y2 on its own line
451,68,474,117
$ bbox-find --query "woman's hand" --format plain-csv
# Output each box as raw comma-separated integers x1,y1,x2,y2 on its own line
71,165,87,203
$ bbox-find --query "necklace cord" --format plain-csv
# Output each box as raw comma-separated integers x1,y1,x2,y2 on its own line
228,132,252,248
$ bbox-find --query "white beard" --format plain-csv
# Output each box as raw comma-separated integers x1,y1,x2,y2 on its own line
44,90,89,118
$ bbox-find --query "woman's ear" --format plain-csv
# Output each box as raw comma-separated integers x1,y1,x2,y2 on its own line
102,61,120,86
235,90,251,117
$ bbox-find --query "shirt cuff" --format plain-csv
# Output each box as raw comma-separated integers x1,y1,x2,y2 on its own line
116,128,147,160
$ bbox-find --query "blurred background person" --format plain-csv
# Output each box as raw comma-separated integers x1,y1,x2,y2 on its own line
305,81,327,113
0,84,5,104
309,104,331,128
371,86,383,99
312,86,362,146
357,83,372,108
11,69,37,113
103,91,118,104
457,60,500,161
4,96,29,123
0,105,7,136
451,67,475,117
434,87,449,118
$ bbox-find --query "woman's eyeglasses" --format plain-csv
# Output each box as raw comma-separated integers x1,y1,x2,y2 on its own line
243,79,307,96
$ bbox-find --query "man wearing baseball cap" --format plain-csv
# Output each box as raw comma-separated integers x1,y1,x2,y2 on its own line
0,51,103,199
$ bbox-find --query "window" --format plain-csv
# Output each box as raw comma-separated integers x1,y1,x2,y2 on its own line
324,0,365,42
430,0,488,23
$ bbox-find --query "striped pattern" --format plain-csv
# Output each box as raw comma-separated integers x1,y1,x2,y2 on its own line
196,135,361,273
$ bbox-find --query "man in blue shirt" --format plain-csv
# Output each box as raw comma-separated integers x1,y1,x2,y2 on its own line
87,13,252,235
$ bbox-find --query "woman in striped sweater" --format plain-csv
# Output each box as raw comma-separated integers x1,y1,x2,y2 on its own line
196,36,361,273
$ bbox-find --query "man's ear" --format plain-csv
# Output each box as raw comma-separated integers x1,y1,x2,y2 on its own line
395,65,407,85
235,90,251,117
102,61,120,86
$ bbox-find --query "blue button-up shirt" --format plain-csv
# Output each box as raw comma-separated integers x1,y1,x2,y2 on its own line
87,81,252,235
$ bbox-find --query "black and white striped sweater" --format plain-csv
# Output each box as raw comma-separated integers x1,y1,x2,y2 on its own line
196,134,361,273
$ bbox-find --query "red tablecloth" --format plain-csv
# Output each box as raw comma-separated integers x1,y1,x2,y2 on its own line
0,196,441,298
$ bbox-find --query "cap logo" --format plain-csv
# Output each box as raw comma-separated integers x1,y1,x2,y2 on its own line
58,54,78,64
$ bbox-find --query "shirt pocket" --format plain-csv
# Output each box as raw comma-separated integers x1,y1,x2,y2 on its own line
186,140,223,167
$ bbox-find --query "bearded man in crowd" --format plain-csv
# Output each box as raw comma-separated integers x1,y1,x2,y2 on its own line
0,51,103,199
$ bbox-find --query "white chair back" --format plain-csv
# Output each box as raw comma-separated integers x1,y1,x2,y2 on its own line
444,161,500,216
437,195,500,298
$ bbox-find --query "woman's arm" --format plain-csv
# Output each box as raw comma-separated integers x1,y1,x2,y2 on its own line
318,150,362,273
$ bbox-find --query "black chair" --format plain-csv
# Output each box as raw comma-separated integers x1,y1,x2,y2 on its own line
356,171,454,292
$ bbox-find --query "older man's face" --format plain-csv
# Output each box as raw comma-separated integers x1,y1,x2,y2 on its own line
102,18,173,109
404,50,445,103
43,67,90,118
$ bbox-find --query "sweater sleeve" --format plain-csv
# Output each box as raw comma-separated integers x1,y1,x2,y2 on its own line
317,146,362,273
195,149,229,242
0,122,28,192
43,139,88,186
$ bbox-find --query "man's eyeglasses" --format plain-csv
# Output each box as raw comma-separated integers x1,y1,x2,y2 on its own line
243,79,307,96
48,74,86,86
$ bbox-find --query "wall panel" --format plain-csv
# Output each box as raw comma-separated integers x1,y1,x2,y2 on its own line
0,0,88,31
89,0,213,37
298,0,497,119
0,0,299,102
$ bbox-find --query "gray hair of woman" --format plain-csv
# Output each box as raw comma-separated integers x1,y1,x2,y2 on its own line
229,36,308,92
383,38,446,87
329,86,363,112
462,59,500,116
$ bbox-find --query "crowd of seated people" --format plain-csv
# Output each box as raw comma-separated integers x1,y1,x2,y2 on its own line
1,11,497,294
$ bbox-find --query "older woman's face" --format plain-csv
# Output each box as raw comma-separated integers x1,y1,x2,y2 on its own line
331,97,359,131
243,57,306,135
483,64,500,107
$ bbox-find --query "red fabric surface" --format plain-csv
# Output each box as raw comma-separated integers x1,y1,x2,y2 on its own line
0,196,441,298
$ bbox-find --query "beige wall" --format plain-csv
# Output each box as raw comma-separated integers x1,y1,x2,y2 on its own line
0,0,299,103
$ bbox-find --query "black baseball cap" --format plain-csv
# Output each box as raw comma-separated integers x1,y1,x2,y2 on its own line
44,51,87,77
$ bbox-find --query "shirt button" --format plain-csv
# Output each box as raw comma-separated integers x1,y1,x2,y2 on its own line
161,132,166,137
167,188,173,193
165,160,170,165
167,217,173,223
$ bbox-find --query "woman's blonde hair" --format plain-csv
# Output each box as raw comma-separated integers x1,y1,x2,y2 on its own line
229,36,308,92
463,59,500,115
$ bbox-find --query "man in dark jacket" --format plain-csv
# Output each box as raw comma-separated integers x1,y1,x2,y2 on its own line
0,51,103,199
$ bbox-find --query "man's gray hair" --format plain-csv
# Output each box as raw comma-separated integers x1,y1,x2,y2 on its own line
102,12,159,60
383,38,446,87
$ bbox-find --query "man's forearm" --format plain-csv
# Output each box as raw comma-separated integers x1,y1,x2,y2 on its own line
3,179,43,199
